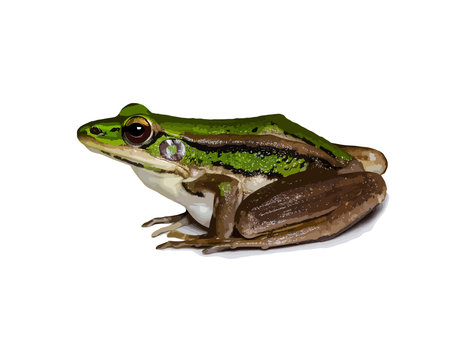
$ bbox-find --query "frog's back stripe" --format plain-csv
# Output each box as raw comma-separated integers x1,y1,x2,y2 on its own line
151,112,352,162
180,133,344,168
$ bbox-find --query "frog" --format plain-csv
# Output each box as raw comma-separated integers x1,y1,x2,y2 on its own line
77,103,387,254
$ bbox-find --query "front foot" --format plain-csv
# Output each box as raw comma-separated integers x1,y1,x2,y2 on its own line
141,212,195,238
141,212,187,228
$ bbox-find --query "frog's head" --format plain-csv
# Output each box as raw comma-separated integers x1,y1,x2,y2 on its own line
77,103,185,175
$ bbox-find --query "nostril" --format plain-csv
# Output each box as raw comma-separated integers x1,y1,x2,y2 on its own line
90,126,105,135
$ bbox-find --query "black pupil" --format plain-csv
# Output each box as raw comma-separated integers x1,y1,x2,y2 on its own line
127,123,145,137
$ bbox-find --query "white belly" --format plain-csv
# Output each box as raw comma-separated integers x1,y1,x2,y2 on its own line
132,167,214,227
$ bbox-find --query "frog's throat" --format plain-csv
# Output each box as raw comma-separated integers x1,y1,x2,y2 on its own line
132,166,214,227
78,134,189,177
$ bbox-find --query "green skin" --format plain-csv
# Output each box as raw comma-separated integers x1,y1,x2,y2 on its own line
77,103,352,177
77,104,387,254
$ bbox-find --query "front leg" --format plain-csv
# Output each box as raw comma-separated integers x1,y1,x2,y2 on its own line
155,174,243,250
183,174,243,239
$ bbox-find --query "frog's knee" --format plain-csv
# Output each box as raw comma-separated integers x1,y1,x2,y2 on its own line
340,146,388,175
235,211,261,239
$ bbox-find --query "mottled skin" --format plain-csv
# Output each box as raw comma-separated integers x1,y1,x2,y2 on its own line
78,103,387,253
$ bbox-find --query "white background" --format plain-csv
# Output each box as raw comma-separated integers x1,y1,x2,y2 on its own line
1,1,449,359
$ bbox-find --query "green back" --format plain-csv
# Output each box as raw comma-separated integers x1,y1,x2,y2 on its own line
120,103,352,161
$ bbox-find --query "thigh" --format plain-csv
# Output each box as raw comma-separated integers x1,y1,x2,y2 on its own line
236,170,385,239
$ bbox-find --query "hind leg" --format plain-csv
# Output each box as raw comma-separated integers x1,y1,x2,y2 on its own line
204,171,386,253
156,170,386,254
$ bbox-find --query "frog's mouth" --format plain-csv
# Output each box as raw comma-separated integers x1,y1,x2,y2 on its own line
99,150,144,168
78,133,188,177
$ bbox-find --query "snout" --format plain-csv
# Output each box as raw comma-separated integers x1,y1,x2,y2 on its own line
77,118,124,147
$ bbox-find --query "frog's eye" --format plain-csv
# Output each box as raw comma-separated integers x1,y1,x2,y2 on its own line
123,116,153,146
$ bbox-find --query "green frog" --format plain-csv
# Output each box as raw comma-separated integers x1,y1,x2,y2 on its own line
77,103,387,254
